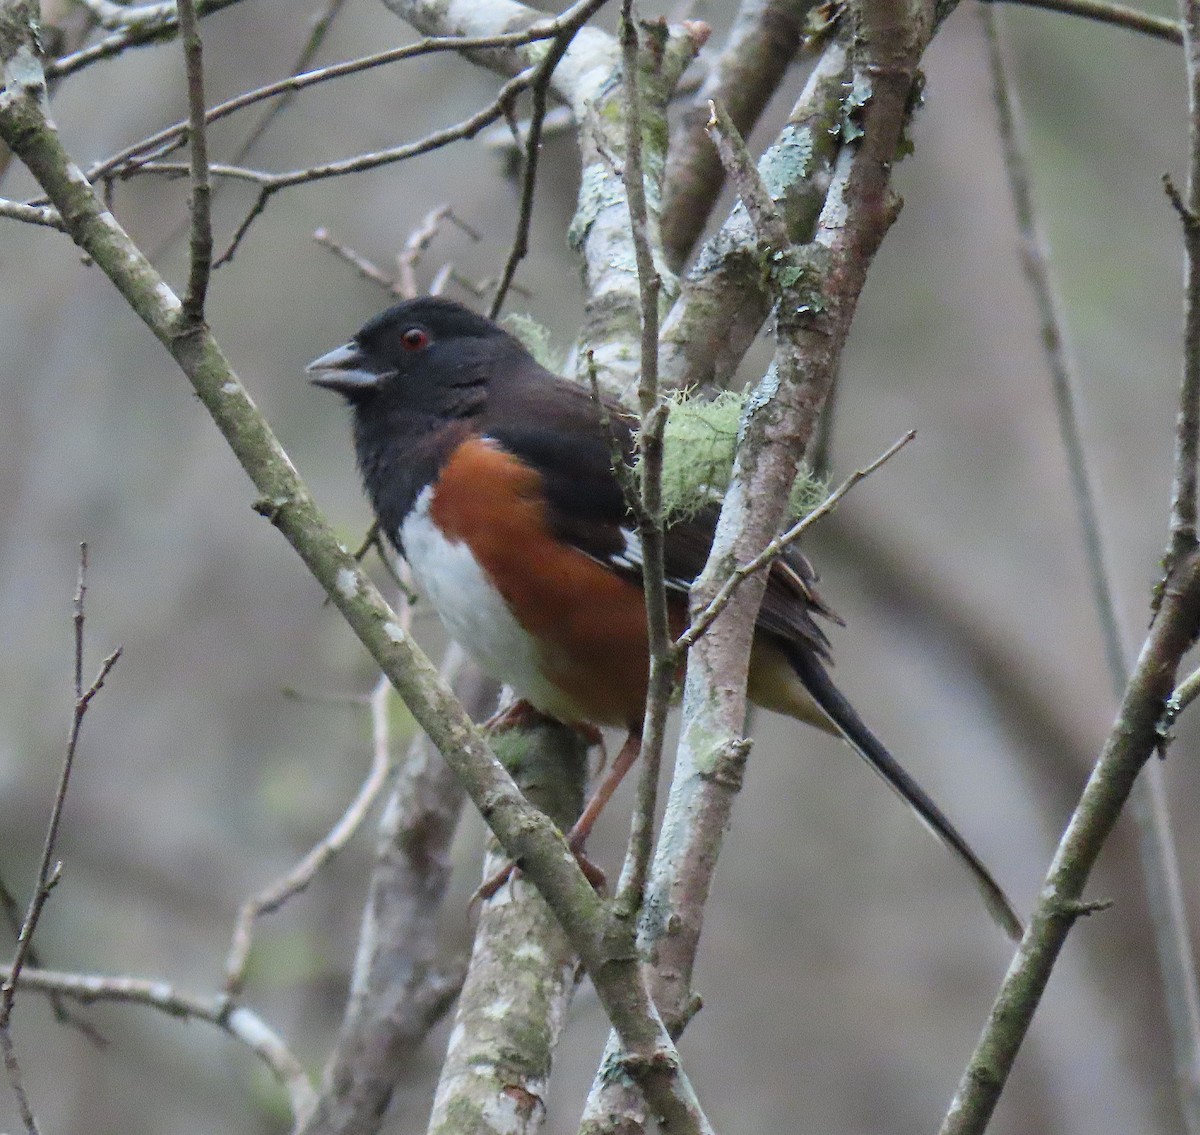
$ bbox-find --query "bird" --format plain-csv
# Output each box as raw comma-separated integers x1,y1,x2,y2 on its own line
309,295,1022,939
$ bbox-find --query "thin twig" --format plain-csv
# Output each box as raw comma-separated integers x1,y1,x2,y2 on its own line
984,13,1200,1130
0,545,121,1135
1172,0,1200,563
613,1,672,915
224,674,398,993
2,546,122,1018
85,26,574,185
987,0,1181,43
177,0,211,322
314,228,405,295
486,0,599,318
3,963,316,1122
679,432,915,651
397,205,457,298
45,0,245,79
205,64,541,266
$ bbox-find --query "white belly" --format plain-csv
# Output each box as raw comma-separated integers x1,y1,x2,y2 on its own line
399,488,581,721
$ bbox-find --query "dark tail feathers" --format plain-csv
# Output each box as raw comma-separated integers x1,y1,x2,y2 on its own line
785,644,1023,942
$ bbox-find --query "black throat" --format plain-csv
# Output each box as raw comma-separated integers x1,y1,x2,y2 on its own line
351,402,473,556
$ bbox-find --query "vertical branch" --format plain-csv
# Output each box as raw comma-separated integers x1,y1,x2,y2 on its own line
984,13,1200,1131
425,720,587,1135
616,0,672,913
1173,0,1200,559
177,0,212,322
1,544,122,1135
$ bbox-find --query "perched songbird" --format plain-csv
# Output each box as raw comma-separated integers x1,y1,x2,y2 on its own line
310,296,1021,939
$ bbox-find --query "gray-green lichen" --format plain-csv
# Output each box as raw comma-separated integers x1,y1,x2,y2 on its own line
638,386,829,524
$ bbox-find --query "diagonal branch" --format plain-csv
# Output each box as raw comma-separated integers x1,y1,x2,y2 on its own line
984,13,1200,1131
0,21,714,1130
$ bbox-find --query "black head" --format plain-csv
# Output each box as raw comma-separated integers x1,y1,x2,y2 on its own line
307,297,527,412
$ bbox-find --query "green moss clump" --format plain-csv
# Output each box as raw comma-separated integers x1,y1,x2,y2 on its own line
642,388,829,525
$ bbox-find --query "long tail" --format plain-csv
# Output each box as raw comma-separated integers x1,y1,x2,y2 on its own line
785,644,1023,941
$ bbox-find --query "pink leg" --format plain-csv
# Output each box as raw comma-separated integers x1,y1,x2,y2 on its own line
475,730,641,901
566,731,641,851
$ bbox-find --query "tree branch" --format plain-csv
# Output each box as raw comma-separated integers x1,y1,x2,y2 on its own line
939,550,1200,1135
984,12,1200,1129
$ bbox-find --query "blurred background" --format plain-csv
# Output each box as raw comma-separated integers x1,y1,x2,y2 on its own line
0,1,1192,1132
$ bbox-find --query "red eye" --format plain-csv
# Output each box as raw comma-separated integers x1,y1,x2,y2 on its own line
401,327,429,351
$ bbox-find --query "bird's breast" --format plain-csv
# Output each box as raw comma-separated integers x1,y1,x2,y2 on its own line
399,436,656,728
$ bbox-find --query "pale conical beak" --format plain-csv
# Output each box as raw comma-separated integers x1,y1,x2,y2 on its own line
307,341,388,395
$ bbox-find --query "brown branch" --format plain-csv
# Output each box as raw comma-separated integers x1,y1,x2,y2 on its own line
176,0,211,323
987,0,1180,43
939,551,1200,1135
661,0,809,269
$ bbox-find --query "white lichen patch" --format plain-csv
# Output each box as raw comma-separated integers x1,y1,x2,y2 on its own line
336,567,359,599
154,280,183,315
479,995,516,1022
383,621,407,644
511,939,547,962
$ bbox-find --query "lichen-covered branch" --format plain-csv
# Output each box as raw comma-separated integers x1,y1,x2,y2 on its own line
583,10,932,1128
426,721,587,1135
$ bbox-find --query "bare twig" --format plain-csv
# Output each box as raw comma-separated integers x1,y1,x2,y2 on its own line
314,227,406,296
987,0,1181,43
0,545,121,1135
984,13,1200,1129
224,673,398,994
3,963,316,1122
487,25,577,316
678,431,916,651
398,205,458,298
2,546,121,1018
46,0,246,79
616,1,673,915
176,0,211,322
85,26,578,185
